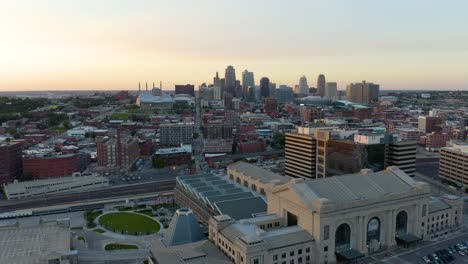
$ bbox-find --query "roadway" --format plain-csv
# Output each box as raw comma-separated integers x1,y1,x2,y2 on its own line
0,180,176,213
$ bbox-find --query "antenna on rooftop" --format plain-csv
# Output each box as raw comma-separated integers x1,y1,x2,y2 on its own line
146,82,148,92
138,82,141,94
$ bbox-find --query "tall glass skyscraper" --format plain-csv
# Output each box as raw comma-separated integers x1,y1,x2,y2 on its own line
242,70,255,99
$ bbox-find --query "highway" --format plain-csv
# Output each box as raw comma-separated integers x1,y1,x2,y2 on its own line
0,180,176,213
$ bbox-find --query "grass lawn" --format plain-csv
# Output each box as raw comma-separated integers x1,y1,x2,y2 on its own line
110,112,133,120
50,126,68,133
71,226,83,230
87,210,103,221
136,209,154,217
105,243,139,251
93,228,106,234
99,212,160,235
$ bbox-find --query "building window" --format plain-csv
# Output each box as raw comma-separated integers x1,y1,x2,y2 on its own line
290,250,294,256
275,222,280,227
254,259,259,264
282,253,286,259
422,222,425,227
324,246,328,252
298,249,302,255
290,260,294,264
298,257,303,264
422,205,427,216
306,247,310,253
274,255,278,260
267,223,273,228
324,225,329,240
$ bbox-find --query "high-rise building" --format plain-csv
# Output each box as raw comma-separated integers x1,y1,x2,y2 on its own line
175,84,195,97
325,82,337,99
285,132,317,179
204,123,233,139
269,82,276,98
317,74,326,97
346,81,380,104
213,72,221,87
418,116,442,134
96,134,139,169
260,77,270,99
440,142,468,189
224,66,236,96
299,76,309,96
276,85,294,103
247,86,256,102
385,141,417,177
213,86,222,100
242,70,254,99
160,123,194,146
0,142,23,184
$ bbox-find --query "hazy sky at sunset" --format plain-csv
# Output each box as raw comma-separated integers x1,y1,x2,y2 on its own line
1,0,467,91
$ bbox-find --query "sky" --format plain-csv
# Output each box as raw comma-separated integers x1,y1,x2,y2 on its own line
0,0,467,91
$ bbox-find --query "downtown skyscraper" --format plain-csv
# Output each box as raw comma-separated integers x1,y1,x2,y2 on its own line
260,77,270,99
317,74,326,97
224,65,236,96
299,76,309,96
242,70,255,99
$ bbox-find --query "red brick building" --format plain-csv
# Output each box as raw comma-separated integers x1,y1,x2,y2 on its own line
426,131,450,152
23,153,78,179
0,142,23,184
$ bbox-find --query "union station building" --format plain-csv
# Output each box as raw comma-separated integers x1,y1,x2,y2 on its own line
208,166,463,264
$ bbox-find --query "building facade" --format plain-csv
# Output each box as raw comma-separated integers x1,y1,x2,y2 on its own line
174,84,195,97
317,74,326,97
285,132,317,179
242,70,255,99
160,123,194,146
96,135,139,169
346,81,379,104
260,77,270,99
439,142,468,189
23,153,78,179
0,142,23,184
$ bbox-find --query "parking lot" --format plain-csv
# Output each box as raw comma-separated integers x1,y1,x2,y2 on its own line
378,233,468,264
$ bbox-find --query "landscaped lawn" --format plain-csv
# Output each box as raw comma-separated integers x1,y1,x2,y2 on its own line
98,212,160,235
136,209,154,217
71,226,83,230
93,228,106,234
105,243,139,251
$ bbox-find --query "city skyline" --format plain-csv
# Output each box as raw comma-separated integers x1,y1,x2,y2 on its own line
1,0,468,91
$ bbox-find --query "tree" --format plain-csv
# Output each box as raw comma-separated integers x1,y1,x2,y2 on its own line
272,133,285,149
152,156,165,168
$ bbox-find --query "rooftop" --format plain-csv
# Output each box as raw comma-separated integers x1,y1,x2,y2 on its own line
228,161,289,185
138,92,173,103
155,144,192,155
286,166,426,205
0,222,73,263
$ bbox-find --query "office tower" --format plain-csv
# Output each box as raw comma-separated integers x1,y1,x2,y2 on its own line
385,141,417,177
260,77,270,99
213,86,222,100
175,84,195,97
418,116,442,134
242,70,255,99
276,85,294,103
247,86,256,102
346,81,380,104
269,82,276,98
325,82,337,99
0,142,23,184
213,72,221,87
440,142,468,189
224,66,236,96
299,76,309,96
285,132,317,179
160,123,194,146
317,74,326,97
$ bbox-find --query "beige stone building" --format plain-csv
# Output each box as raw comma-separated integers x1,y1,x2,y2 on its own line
208,166,463,264
227,161,289,196
440,142,468,189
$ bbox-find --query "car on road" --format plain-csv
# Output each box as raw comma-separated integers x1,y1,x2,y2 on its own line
422,256,431,263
